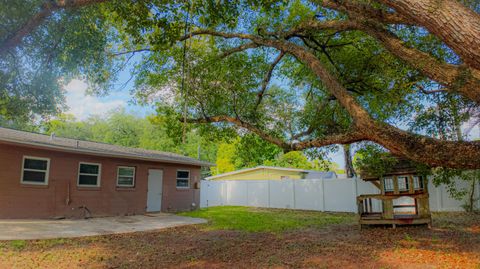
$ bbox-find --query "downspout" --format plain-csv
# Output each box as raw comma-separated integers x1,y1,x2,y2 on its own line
65,181,71,205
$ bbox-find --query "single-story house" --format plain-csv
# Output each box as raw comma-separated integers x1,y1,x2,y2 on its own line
206,166,337,181
0,127,212,219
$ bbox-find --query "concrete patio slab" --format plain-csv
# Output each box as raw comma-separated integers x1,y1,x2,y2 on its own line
0,213,207,240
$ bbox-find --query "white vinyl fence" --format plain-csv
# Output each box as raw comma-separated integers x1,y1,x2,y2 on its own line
200,177,480,212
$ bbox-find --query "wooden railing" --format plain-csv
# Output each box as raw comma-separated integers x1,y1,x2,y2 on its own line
357,193,430,220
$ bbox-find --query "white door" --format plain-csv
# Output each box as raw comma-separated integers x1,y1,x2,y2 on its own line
147,169,163,212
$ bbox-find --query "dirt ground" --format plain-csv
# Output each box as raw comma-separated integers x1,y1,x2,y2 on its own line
0,212,479,269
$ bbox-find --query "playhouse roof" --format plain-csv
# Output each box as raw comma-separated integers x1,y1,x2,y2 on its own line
361,157,418,181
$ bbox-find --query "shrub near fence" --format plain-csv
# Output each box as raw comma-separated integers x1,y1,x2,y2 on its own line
200,178,480,212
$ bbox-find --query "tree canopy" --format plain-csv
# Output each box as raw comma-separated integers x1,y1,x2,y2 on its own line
2,0,480,168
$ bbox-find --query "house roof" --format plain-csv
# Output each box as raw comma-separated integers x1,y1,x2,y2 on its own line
205,165,334,180
0,127,213,167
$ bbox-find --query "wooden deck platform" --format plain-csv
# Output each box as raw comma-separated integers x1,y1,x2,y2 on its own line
359,216,432,228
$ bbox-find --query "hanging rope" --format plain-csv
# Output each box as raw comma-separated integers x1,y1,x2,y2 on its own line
181,1,192,144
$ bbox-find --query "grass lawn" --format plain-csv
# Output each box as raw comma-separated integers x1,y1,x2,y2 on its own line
178,206,355,232
0,206,479,268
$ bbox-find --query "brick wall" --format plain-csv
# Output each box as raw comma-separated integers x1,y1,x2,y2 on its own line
0,142,201,219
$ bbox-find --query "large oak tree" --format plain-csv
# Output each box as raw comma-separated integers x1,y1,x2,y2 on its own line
114,0,480,168
0,0,112,122
3,0,480,168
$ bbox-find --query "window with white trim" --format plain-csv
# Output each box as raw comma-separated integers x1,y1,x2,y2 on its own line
383,177,394,192
413,176,424,190
397,176,409,192
78,162,101,187
21,156,50,185
117,166,135,187
176,170,190,188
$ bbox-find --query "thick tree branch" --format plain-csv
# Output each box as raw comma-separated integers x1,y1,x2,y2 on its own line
377,0,480,71
108,48,152,57
300,2,480,103
219,42,259,58
284,20,357,38
0,0,108,55
415,84,446,95
315,0,413,25
357,22,480,103
292,130,366,150
185,115,366,152
255,51,285,111
179,30,257,42
185,115,291,150
294,19,480,103
181,29,480,168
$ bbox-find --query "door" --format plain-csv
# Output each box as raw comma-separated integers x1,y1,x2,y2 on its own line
147,169,163,212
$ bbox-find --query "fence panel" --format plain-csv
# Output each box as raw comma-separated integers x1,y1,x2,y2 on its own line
323,179,356,212
293,179,324,211
247,181,269,207
428,179,476,212
200,177,479,212
201,180,227,207
226,181,248,206
269,180,294,209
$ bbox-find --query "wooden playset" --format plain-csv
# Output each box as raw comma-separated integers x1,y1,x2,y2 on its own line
357,158,432,228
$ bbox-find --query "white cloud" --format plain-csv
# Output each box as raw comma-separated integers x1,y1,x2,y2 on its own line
64,79,126,120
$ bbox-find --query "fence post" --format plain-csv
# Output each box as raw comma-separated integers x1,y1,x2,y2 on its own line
321,178,325,212
224,181,228,206
477,180,480,209
206,181,209,208
246,181,249,207
268,180,271,208
437,182,443,211
293,179,296,210
352,177,358,212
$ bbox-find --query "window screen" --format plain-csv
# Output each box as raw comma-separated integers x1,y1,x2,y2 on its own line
117,166,135,187
22,157,49,184
176,170,190,188
383,177,394,192
398,176,409,191
413,176,424,190
78,163,101,186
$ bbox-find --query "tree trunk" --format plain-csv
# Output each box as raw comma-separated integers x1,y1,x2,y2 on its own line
379,0,480,71
343,144,355,178
468,177,477,212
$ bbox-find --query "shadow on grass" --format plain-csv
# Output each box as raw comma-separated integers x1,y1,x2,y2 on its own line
0,208,479,268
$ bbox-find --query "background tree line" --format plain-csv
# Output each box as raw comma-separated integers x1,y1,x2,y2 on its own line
2,108,339,176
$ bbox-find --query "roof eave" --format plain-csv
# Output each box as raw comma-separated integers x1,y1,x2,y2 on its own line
0,139,214,167
205,166,314,180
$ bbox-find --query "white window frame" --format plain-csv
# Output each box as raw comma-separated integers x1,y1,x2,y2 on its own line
77,162,101,187
397,176,409,191
116,166,136,187
21,156,50,185
176,169,190,189
383,177,394,192
413,176,423,190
